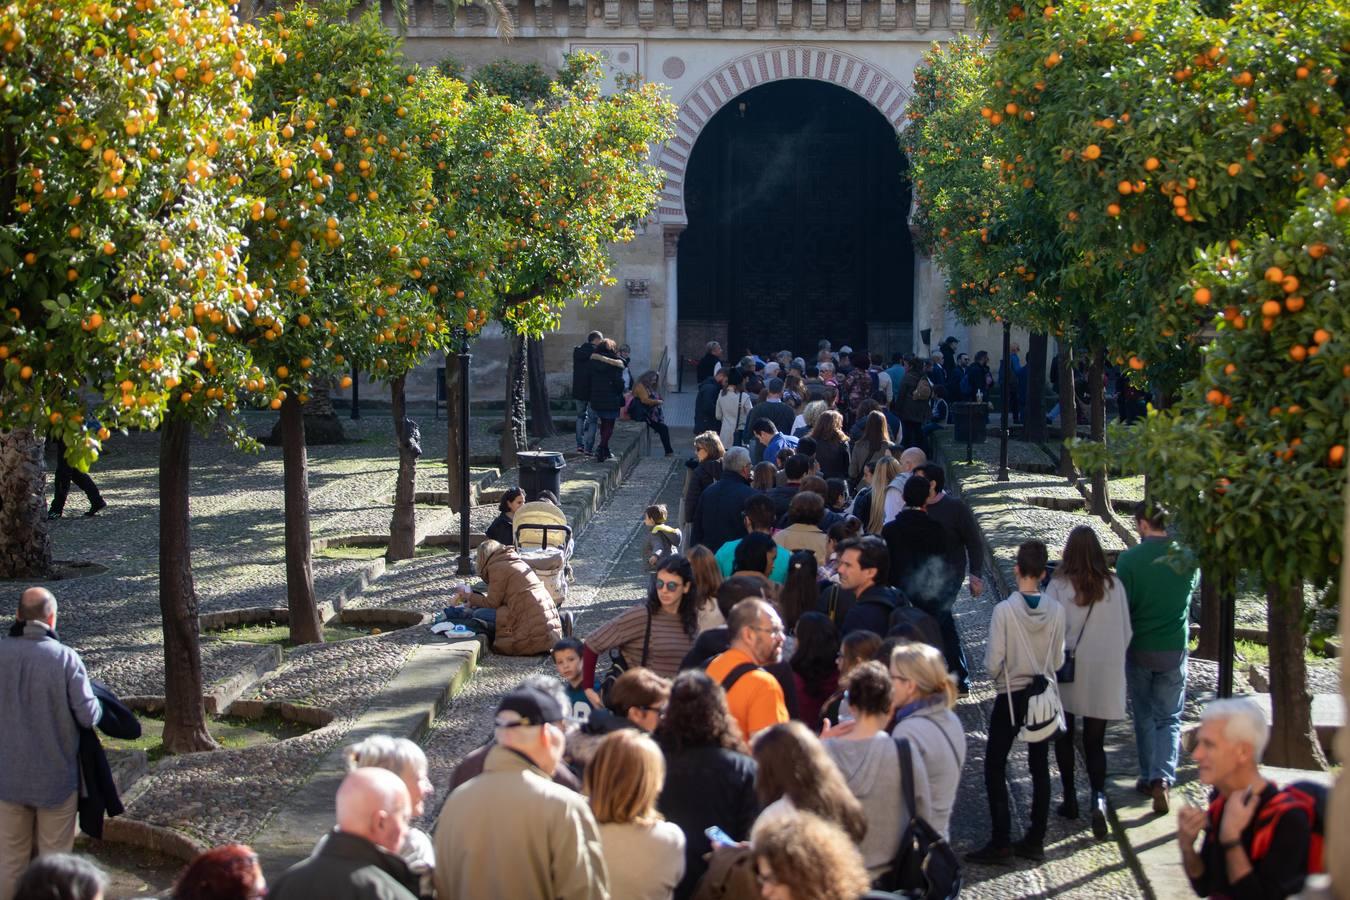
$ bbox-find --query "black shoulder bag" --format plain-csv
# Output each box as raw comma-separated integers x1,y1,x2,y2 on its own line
1056,598,1094,684
876,736,962,900
601,609,652,703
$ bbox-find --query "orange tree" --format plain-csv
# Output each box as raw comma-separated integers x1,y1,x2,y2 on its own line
424,53,674,513
242,0,446,642
905,36,1084,460
0,0,277,751
968,0,1350,765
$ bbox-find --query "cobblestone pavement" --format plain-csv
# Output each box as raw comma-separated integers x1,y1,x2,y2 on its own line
26,405,642,851
415,445,686,830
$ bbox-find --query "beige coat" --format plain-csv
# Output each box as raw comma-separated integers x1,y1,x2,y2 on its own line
773,523,830,567
434,745,610,900
470,540,562,655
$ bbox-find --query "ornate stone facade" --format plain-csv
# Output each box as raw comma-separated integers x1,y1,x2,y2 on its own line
386,0,984,400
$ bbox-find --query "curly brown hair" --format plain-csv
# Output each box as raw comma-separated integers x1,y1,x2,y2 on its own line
654,670,747,754
752,811,870,900
752,722,867,843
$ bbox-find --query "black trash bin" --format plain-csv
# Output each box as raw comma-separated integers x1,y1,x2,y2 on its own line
518,451,566,501
952,402,991,444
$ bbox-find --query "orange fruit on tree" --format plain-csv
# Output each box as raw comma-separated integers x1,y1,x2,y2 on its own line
1083,144,1101,160
1264,266,1284,283
1281,275,1299,293
1261,300,1281,317
1335,197,1350,215
1307,243,1328,259
1117,180,1133,195
1286,296,1305,312
1289,345,1307,361
1144,157,1160,171
1194,287,1212,305
1314,328,1331,344
1205,388,1224,406
1331,445,1346,467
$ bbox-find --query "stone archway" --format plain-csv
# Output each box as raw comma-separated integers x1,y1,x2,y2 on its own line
657,46,912,226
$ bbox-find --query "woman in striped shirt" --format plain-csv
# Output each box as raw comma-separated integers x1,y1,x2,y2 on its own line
583,556,702,682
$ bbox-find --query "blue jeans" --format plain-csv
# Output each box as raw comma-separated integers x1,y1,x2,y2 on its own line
1126,655,1187,785
444,606,497,638
575,402,598,452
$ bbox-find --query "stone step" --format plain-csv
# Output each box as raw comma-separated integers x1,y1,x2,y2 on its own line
253,634,484,876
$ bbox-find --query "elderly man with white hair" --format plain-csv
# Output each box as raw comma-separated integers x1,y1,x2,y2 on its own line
1177,698,1318,900
268,768,419,900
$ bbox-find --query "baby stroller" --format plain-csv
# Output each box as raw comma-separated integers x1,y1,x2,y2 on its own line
514,499,575,606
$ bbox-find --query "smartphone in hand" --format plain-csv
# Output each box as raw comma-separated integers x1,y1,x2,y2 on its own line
704,825,735,848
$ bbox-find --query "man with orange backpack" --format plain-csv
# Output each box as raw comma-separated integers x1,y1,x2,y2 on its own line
1178,698,1323,899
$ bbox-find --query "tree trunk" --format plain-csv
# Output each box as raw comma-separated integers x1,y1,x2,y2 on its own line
1264,582,1327,770
280,394,323,646
1325,475,1350,889
500,331,527,469
527,337,555,438
1057,348,1076,478
1193,571,1226,661
1088,346,1109,518
0,428,53,579
158,415,218,754
388,376,418,562
1023,333,1048,443
445,351,465,514
266,381,345,446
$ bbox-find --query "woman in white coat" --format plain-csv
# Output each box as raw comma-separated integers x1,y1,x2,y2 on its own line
1044,526,1132,841
715,375,753,449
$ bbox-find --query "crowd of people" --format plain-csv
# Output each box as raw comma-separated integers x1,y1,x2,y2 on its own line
0,339,1328,900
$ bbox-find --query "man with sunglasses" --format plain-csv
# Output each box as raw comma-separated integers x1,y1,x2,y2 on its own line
705,599,789,741
433,687,609,900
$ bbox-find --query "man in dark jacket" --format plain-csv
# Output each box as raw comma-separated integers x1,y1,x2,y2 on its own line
894,359,932,454
572,330,603,455
268,769,419,900
764,454,809,518
916,463,982,692
746,378,797,444
588,340,627,462
693,446,757,552
694,369,725,435
818,536,943,652
881,475,967,684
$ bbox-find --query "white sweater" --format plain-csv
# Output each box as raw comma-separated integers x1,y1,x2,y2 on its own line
985,591,1065,693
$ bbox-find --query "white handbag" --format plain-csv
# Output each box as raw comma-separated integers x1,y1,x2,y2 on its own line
1005,609,1065,743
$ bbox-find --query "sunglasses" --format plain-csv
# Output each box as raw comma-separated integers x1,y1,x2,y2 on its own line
655,579,684,591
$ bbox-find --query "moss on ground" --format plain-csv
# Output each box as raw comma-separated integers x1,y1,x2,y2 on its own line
103,712,315,762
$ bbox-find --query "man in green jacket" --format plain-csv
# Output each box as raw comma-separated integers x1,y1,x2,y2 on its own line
1118,503,1200,816
268,768,419,900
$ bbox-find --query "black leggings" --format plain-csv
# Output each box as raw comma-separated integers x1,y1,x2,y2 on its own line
985,687,1050,846
1055,713,1108,794
597,417,616,451
646,421,673,454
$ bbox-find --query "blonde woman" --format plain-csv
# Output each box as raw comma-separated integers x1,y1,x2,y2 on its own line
865,455,903,535
889,640,966,841
585,730,686,900
792,399,827,438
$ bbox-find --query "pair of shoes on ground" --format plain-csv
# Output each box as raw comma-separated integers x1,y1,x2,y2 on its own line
1057,790,1110,840
965,838,1043,865
47,499,107,520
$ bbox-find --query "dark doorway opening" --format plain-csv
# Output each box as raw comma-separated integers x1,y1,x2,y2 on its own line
678,79,913,361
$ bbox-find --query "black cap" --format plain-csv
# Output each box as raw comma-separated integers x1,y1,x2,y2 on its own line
495,686,565,727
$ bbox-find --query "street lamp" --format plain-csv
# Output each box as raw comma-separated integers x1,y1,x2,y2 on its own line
454,329,474,577
998,320,1011,482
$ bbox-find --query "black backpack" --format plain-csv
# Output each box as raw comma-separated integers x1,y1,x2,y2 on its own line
872,737,962,899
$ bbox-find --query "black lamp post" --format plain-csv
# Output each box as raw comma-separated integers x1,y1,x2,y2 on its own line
455,332,474,577
998,320,1011,482
349,366,361,420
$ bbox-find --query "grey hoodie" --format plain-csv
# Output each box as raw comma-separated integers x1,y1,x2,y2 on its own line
985,590,1065,693
824,733,932,877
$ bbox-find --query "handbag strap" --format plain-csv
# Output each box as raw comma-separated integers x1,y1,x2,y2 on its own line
917,714,961,768
639,608,652,667
1070,597,1095,653
893,736,917,830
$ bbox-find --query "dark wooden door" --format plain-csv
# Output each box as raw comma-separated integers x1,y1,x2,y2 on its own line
679,80,912,359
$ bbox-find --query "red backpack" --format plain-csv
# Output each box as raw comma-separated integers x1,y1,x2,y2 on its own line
1208,782,1325,874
